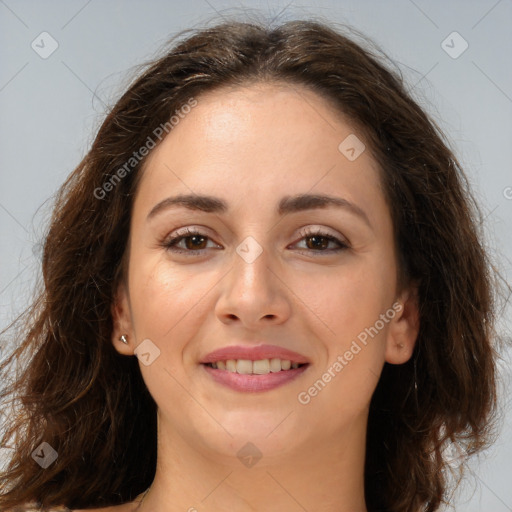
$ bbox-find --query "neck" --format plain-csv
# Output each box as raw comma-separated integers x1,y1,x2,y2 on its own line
138,412,368,512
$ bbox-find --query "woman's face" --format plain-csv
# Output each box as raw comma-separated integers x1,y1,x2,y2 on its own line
112,82,418,462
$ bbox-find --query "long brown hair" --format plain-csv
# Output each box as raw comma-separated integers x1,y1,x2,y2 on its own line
0,14,504,512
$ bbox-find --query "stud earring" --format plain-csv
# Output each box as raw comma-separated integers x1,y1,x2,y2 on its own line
397,342,404,349
120,334,129,345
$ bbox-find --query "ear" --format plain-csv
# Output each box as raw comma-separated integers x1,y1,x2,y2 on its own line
111,280,135,356
385,284,420,365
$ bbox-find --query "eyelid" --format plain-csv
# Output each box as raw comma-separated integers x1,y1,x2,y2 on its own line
162,226,221,251
161,224,350,255
292,226,350,253
295,225,348,243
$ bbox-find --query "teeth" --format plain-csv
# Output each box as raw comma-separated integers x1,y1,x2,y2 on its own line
236,359,253,374
207,358,304,374
253,359,270,374
269,358,282,372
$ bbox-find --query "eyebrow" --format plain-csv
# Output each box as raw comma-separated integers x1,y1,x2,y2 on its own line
147,193,371,228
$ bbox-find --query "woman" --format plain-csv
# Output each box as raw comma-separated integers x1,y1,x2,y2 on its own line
0,15,502,512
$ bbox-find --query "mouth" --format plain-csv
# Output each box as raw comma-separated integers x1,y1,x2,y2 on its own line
200,345,310,392
203,358,308,374
201,358,310,393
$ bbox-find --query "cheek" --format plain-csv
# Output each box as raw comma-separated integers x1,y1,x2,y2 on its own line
128,253,211,341
296,267,393,420
303,257,395,343
126,256,212,413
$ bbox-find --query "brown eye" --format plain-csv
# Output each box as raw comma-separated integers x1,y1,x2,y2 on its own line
182,234,208,250
304,234,331,250
294,228,349,255
163,228,221,254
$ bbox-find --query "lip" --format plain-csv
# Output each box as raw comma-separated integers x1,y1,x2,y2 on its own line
202,363,309,392
200,344,310,364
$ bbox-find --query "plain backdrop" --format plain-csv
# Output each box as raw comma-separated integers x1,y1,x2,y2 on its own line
1,1,511,510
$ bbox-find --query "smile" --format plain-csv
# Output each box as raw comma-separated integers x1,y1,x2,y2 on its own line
201,360,310,392
205,358,306,374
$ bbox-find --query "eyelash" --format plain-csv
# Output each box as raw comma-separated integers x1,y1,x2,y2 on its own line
161,227,349,256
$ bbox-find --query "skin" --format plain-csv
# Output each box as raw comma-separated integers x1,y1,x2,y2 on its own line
78,82,419,512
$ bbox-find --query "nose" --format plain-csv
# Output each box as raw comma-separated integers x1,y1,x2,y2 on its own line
215,241,292,329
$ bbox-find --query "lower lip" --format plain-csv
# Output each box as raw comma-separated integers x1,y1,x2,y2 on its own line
202,364,309,392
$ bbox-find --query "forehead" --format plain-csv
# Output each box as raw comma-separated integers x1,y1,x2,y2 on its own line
134,82,386,223
164,82,354,162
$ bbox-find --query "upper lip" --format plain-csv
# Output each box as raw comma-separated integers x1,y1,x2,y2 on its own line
201,344,310,364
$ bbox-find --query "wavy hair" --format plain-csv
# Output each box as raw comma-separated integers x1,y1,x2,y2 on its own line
0,14,504,512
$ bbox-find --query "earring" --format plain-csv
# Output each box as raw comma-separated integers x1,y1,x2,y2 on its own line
397,342,404,349
120,334,129,345
413,352,419,411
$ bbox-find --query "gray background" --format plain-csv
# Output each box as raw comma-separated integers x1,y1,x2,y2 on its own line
0,1,511,510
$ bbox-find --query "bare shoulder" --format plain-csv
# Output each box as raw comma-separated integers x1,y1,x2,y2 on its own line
73,504,137,512
12,501,137,512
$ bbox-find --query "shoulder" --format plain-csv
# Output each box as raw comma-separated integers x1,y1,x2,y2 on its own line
13,502,135,512
73,503,137,512
9,507,71,512
9,506,71,512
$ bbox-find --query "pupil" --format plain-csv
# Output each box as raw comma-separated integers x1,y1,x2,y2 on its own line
187,235,206,250
307,236,328,250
